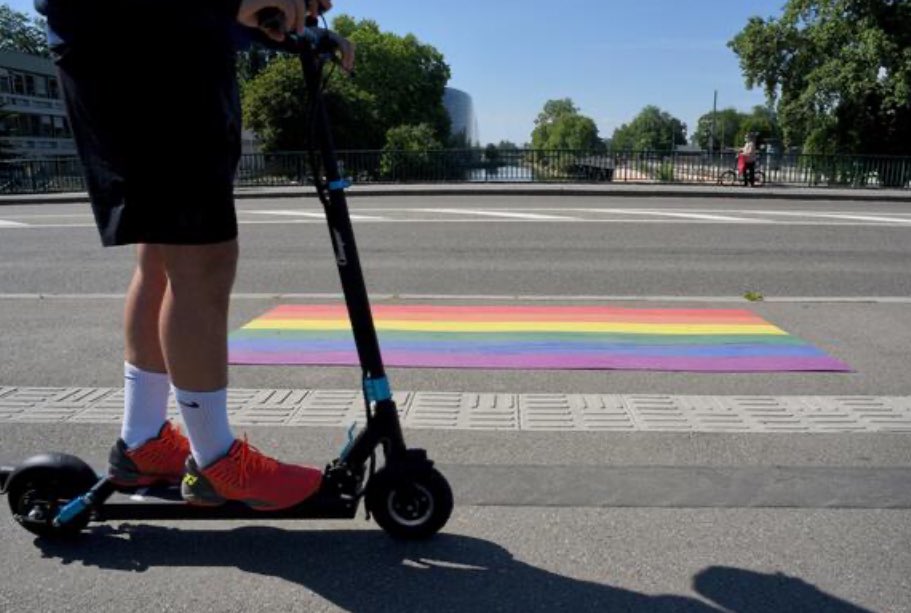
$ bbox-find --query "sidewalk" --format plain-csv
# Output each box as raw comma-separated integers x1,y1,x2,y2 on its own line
2,182,909,205
2,386,909,432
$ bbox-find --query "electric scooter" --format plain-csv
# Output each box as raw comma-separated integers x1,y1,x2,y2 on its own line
0,13,453,542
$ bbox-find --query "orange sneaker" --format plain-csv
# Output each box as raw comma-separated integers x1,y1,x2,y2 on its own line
108,421,190,487
180,436,323,511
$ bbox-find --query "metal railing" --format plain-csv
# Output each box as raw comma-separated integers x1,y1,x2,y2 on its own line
3,150,910,194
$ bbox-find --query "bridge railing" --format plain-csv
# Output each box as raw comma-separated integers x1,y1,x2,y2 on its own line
3,150,909,194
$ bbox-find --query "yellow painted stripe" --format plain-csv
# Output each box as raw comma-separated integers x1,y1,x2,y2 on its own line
242,319,788,336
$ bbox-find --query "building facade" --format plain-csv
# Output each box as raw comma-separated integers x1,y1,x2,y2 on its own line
443,87,479,147
0,49,75,159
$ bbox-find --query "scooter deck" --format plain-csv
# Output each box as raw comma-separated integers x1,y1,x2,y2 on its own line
97,484,360,521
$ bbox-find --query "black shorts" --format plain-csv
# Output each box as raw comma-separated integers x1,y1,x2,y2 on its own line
56,39,241,247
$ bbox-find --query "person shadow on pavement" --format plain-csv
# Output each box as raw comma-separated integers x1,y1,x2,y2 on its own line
34,524,871,612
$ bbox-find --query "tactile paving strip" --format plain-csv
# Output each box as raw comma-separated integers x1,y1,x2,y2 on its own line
0,387,909,432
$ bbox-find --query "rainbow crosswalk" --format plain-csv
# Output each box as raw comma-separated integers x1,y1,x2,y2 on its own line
228,304,851,372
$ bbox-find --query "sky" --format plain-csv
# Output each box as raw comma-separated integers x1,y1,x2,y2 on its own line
8,0,788,145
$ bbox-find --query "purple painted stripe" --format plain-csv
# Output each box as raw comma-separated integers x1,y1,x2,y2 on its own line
228,349,852,372
228,338,825,358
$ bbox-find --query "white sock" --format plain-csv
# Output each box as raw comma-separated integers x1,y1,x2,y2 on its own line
174,386,236,468
121,362,171,449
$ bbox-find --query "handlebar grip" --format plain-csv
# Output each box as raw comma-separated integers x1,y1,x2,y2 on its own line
256,7,323,32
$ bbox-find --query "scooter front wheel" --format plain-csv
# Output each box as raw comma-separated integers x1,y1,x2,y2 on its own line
366,466,453,540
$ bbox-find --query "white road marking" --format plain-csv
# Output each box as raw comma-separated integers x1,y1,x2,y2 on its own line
1,292,910,303
3,206,911,228
415,208,579,221
249,210,385,221
582,209,762,222
798,213,911,224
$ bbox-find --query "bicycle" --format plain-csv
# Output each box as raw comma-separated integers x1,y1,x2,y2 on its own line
718,164,765,187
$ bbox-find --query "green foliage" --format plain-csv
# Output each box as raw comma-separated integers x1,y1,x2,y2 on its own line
656,161,675,182
242,15,451,152
0,6,48,57
693,108,743,150
242,56,314,151
484,143,500,164
611,106,687,152
693,106,780,150
736,105,780,146
237,46,280,84
530,98,605,152
380,123,443,180
744,291,765,302
729,0,911,161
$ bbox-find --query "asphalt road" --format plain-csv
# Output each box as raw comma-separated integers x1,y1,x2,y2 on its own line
1,424,910,612
1,195,910,297
1,195,910,394
1,194,909,611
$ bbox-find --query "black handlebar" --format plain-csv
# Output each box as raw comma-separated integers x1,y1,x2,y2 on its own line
256,7,320,34
254,7,338,56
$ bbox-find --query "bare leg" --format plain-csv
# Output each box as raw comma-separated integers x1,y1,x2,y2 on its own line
124,244,168,373
119,244,172,449
158,240,239,392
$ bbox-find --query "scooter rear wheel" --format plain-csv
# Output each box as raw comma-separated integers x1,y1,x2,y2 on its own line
367,466,453,540
8,461,97,539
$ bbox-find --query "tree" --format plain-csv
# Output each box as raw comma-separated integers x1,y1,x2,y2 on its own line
380,123,443,180
693,108,744,151
243,15,451,151
729,0,911,157
735,105,780,148
483,143,500,164
693,105,780,150
530,98,605,151
242,55,380,151
0,6,49,57
237,45,280,84
611,106,687,151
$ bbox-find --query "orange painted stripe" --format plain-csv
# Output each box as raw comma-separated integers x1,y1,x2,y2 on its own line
261,304,768,324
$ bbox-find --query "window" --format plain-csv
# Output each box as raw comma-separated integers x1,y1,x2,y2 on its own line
48,77,59,99
0,68,9,94
12,73,24,95
35,76,48,97
11,114,29,135
40,115,52,137
25,75,36,96
52,116,66,138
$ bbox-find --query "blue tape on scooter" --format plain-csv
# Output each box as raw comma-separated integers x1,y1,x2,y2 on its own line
364,377,392,403
54,494,91,527
339,423,358,458
328,179,351,191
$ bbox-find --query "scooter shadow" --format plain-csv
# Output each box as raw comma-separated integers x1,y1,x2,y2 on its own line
35,524,870,613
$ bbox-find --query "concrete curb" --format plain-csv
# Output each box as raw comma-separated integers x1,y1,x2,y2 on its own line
2,184,909,206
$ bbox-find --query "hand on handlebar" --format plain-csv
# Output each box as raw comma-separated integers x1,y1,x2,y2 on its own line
237,0,333,41
325,30,356,74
